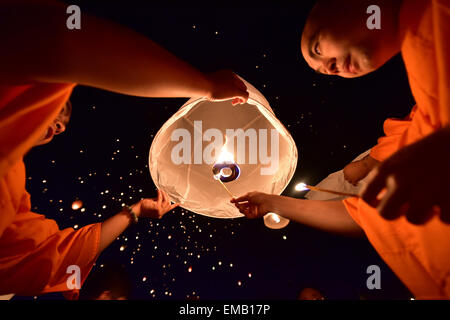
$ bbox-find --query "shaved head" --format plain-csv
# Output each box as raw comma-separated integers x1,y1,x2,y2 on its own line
301,0,402,78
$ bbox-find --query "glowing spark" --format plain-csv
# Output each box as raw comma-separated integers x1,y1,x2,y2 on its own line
295,182,309,191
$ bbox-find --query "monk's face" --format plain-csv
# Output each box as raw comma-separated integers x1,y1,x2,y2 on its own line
301,0,400,78
35,102,71,146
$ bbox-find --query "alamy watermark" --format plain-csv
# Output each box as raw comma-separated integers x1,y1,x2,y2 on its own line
366,5,381,30
366,264,381,290
66,5,81,30
170,120,280,175
66,264,81,290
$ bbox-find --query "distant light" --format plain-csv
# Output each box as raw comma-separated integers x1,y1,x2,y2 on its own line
188,267,192,273
120,245,126,251
237,281,242,286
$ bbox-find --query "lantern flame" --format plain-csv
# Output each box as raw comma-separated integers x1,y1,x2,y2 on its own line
216,146,235,164
213,141,239,182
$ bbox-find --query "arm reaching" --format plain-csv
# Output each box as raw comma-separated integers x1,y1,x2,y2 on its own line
0,1,248,103
231,192,364,237
99,190,179,252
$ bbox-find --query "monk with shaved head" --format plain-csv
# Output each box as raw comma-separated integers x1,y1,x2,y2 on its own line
301,0,401,78
234,0,450,299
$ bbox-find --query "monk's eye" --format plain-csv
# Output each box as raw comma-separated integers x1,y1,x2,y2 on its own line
314,42,321,56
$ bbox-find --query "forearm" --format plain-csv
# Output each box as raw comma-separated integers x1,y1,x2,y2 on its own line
0,1,212,98
99,209,134,253
268,196,364,237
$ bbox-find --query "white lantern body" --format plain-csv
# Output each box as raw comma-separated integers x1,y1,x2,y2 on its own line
149,78,298,218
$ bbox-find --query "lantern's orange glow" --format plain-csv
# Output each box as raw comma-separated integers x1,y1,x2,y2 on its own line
263,212,289,229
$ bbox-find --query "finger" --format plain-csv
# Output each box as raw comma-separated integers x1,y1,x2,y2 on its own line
235,203,247,215
240,91,249,103
239,204,255,218
231,194,249,203
376,175,409,220
235,202,248,213
170,203,180,211
232,98,240,106
240,202,258,218
361,167,389,207
406,195,434,225
251,205,259,218
157,189,162,206
161,190,169,205
232,95,246,106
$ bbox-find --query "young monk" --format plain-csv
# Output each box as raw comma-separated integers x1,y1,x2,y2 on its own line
233,0,450,299
0,0,248,297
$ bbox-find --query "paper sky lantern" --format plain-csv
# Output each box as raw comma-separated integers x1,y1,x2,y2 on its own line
149,77,298,219
263,212,290,229
71,199,83,210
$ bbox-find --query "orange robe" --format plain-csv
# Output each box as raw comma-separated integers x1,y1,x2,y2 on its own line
344,0,450,299
0,83,101,297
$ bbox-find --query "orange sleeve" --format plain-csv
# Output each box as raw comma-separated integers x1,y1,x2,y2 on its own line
369,105,431,162
341,196,362,228
433,0,450,125
0,211,101,296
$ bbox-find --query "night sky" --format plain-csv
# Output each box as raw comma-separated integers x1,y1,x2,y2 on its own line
17,1,416,300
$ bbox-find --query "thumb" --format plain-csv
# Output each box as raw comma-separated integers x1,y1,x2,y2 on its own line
230,194,250,203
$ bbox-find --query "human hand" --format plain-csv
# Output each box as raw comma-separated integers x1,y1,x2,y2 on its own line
230,191,274,218
133,190,179,219
205,70,249,105
361,126,450,225
344,156,379,186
